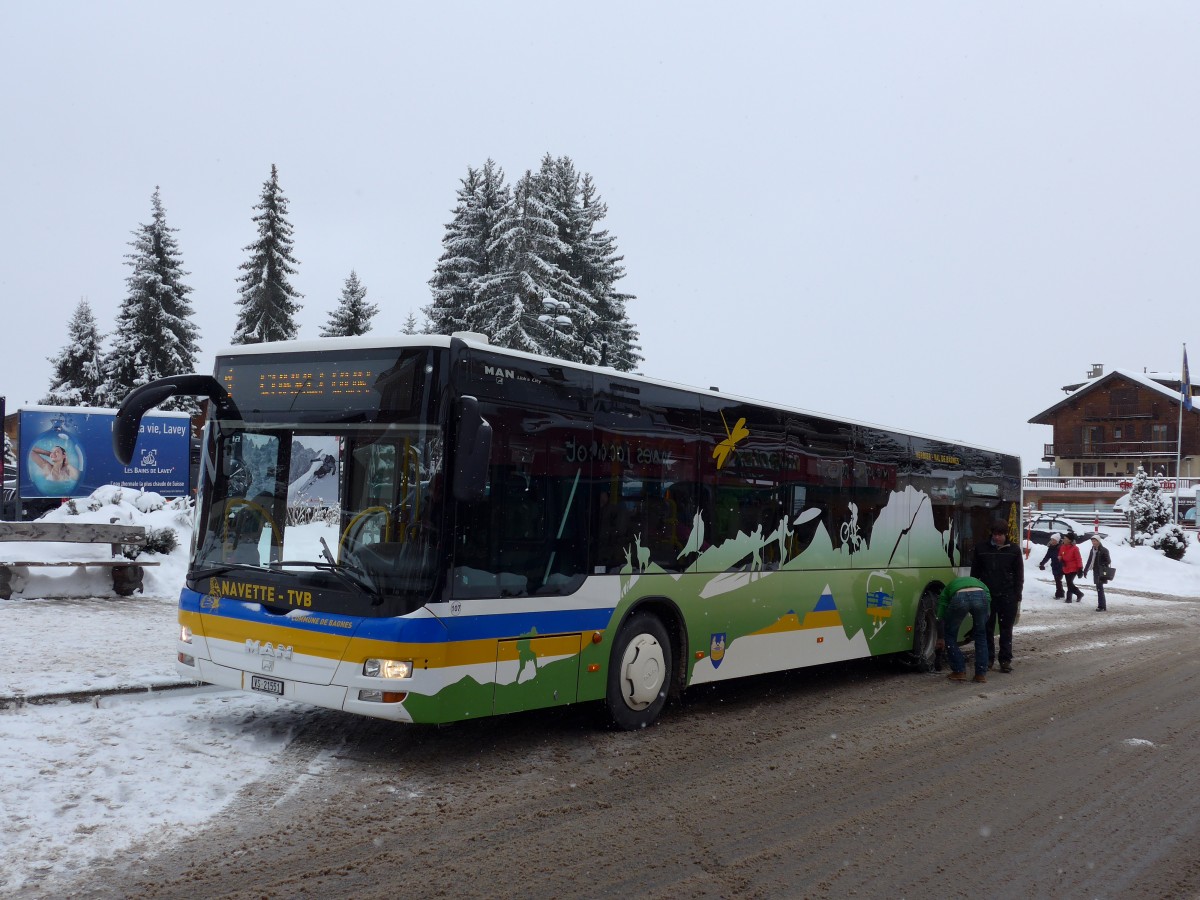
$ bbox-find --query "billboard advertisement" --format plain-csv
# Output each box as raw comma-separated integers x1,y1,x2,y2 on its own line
17,407,190,499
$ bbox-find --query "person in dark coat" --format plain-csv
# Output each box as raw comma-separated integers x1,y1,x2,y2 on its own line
1038,532,1065,599
1082,535,1112,611
971,520,1024,673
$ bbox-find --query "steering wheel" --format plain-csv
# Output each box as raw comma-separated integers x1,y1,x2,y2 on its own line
222,497,281,553
340,506,390,557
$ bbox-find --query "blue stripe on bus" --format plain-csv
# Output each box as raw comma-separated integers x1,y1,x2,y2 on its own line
427,609,616,642
181,587,616,643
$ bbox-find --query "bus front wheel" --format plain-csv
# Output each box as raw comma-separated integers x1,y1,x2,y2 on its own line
605,612,672,730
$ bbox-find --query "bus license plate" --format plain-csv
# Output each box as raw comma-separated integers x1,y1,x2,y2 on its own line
251,675,284,696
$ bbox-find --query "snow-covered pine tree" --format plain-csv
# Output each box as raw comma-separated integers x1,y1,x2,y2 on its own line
320,270,378,337
426,161,510,335
535,155,642,370
474,168,591,358
572,170,642,371
402,311,420,335
1127,466,1171,545
42,298,107,406
104,188,201,411
231,164,303,344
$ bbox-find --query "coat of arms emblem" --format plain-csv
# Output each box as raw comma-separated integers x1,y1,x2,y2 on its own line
709,632,726,668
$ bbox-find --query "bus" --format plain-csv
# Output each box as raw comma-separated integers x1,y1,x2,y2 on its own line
114,333,1021,729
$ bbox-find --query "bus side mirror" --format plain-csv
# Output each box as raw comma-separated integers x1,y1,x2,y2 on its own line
452,396,492,503
113,375,239,465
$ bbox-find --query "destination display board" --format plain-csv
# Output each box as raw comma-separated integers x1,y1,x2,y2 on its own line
216,350,424,414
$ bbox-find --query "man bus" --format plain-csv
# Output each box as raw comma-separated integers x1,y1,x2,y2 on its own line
114,332,1020,729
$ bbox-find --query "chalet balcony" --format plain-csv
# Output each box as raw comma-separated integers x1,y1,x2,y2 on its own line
1022,475,1200,492
1044,440,1179,459
1084,402,1158,420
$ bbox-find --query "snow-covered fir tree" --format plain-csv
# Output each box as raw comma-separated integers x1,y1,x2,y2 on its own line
231,164,303,344
104,188,201,410
570,170,641,371
42,298,107,406
531,155,641,369
474,167,593,357
426,161,509,335
427,155,640,369
320,270,378,337
1127,466,1171,545
401,311,420,334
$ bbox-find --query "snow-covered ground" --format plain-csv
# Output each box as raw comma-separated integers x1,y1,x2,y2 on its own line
1,495,1198,896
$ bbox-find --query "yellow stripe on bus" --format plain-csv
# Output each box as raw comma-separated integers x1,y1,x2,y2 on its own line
182,610,582,669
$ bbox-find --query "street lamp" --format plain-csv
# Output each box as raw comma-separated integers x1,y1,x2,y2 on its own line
582,328,609,367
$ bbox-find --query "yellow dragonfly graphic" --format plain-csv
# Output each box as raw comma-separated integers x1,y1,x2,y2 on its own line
713,411,750,469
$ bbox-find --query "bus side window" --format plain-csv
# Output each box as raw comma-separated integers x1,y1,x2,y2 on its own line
595,489,631,572
591,380,700,575
452,402,592,599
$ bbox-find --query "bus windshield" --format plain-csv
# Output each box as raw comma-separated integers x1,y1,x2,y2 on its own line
191,346,445,616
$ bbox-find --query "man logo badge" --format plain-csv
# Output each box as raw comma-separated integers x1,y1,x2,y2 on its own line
245,639,293,660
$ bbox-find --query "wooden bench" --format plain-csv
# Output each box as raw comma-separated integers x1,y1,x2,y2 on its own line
0,522,161,599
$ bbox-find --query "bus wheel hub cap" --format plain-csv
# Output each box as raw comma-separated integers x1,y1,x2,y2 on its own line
621,633,665,710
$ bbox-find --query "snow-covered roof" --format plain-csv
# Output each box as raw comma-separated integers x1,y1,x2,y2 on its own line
1029,367,1197,424
214,333,451,357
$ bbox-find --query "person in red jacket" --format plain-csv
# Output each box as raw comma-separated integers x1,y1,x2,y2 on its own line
1059,533,1085,602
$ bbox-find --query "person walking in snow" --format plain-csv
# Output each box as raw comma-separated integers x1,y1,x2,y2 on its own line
1060,532,1085,603
1038,532,1065,599
971,520,1023,673
1082,535,1111,611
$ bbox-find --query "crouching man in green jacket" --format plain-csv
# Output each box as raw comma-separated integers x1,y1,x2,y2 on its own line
937,576,992,684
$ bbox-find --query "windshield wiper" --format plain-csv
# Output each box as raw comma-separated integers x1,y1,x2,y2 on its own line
268,560,380,598
192,562,265,579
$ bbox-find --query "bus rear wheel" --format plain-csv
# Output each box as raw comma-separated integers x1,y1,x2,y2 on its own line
902,589,938,672
605,612,672,730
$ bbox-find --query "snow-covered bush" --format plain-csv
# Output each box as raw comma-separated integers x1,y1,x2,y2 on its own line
1127,467,1172,546
1151,523,1189,560
134,491,166,513
169,496,194,527
287,502,339,527
129,526,179,557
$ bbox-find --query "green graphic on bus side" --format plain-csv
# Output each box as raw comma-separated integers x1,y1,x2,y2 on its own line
408,484,960,721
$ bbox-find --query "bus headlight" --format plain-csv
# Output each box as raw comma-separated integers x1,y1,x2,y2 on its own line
363,658,413,679
180,625,193,644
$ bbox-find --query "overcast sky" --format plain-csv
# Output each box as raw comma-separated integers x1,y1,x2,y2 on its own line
2,2,1197,472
